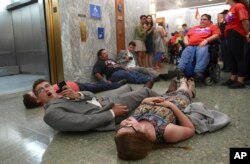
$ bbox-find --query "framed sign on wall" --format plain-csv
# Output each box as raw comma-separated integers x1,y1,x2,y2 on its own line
90,4,101,19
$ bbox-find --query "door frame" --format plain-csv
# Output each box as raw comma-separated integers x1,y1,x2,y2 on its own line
44,0,64,84
115,0,125,53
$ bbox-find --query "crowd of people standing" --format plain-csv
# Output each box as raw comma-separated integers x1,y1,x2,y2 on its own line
134,15,168,69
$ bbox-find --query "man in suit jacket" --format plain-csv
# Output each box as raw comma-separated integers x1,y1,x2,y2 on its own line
33,79,158,132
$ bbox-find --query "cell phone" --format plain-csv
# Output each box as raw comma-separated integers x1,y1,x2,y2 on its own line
57,81,66,93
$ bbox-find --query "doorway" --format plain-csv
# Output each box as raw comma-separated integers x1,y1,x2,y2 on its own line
0,0,50,96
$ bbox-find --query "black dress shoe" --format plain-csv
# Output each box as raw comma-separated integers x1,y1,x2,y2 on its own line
245,80,250,85
221,79,235,86
175,68,184,80
194,72,204,81
228,81,245,89
153,76,160,82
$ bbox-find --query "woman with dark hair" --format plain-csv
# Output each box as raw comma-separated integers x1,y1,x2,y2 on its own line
221,0,250,88
145,15,154,68
134,15,148,67
115,77,195,160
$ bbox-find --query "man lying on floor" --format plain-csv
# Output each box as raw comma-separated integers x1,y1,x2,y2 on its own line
32,79,157,132
23,80,126,109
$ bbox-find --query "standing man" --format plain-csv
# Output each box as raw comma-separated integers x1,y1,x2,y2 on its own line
182,23,189,35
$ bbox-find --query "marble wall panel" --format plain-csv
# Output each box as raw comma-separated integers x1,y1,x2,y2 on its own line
59,0,149,82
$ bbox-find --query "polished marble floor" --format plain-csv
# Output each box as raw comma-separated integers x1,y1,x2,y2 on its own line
0,74,45,97
0,70,249,164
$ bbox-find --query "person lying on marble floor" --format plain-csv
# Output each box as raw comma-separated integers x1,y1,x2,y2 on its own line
23,80,127,109
93,48,155,85
32,79,157,132
115,77,230,160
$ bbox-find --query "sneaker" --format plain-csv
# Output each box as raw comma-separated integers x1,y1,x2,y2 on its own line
228,81,245,89
221,79,235,86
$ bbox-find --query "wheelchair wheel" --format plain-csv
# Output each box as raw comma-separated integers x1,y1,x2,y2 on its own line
205,77,214,86
211,64,221,83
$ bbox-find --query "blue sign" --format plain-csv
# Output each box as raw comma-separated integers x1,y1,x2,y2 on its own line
97,27,104,39
90,4,101,19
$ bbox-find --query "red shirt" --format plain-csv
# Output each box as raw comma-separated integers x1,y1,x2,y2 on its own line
187,24,221,46
225,3,249,37
53,81,80,92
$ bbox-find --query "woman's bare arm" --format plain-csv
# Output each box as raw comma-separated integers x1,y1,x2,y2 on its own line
158,100,195,143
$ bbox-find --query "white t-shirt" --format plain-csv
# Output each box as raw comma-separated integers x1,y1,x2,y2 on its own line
126,51,137,68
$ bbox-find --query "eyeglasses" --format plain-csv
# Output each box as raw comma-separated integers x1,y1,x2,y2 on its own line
35,83,51,95
200,19,208,21
116,124,138,132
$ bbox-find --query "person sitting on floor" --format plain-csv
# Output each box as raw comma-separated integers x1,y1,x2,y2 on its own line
116,41,161,81
93,49,153,84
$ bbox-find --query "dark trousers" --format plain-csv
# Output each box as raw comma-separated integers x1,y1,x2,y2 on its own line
110,70,152,84
227,30,246,77
244,42,250,79
220,39,231,70
76,81,121,93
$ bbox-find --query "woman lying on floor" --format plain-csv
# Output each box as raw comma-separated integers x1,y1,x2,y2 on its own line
114,77,196,160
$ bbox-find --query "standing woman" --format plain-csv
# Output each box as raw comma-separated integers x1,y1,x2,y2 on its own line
221,0,249,89
153,22,167,69
134,15,147,67
145,15,154,68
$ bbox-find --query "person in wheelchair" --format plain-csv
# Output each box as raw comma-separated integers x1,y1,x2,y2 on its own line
176,14,221,79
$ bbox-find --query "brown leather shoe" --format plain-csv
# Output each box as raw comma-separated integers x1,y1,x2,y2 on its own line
144,80,154,89
166,79,177,93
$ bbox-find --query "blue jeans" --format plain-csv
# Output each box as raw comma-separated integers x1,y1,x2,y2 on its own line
177,45,209,75
110,70,152,84
76,81,121,93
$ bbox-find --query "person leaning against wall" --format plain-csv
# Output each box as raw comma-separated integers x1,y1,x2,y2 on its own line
221,0,250,89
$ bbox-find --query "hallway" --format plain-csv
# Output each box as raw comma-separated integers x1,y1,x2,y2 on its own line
0,71,249,164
